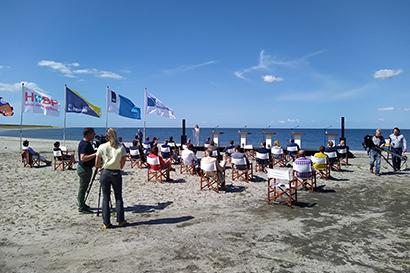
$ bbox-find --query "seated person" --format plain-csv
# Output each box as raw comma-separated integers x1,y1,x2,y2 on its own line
223,140,235,158
271,140,284,158
286,138,300,158
313,146,328,169
143,136,151,154
231,145,251,170
181,143,199,168
182,138,192,150
208,140,222,161
204,137,211,148
118,137,129,153
325,141,338,165
148,146,174,181
129,139,146,162
53,141,77,166
294,150,313,178
151,137,159,148
23,139,52,165
201,148,226,184
256,141,270,167
168,136,176,147
336,139,349,158
171,145,180,163
161,139,171,159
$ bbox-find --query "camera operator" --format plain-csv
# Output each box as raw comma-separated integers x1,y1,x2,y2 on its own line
389,127,407,171
369,129,385,176
77,127,97,213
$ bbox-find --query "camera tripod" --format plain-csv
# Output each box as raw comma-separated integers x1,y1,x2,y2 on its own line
375,146,408,170
84,168,112,216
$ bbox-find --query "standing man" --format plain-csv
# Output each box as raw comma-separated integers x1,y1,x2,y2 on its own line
389,127,407,171
370,129,385,176
77,127,97,213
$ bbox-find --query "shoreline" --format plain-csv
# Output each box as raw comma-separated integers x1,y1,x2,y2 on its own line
1,136,410,272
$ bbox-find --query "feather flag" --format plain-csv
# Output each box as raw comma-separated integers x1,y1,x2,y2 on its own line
66,87,101,118
107,89,141,120
145,91,175,119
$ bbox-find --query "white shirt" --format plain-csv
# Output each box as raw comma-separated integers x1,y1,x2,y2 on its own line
181,149,198,164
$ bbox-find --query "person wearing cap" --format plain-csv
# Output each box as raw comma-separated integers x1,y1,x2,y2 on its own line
389,127,407,171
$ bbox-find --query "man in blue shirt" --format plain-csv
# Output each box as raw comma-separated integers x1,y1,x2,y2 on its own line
77,127,97,213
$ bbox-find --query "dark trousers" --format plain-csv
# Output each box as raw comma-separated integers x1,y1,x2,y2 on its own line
391,147,403,170
100,169,125,226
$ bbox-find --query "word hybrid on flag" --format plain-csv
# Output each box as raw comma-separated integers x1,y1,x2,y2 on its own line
146,91,175,119
0,97,14,117
108,90,141,120
23,86,60,116
66,87,101,118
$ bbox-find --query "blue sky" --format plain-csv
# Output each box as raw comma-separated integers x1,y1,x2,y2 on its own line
1,0,409,129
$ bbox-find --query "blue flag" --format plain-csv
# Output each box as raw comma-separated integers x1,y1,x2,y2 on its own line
66,87,101,118
107,90,141,120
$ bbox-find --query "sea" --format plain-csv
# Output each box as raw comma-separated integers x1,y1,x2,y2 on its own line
1,127,407,151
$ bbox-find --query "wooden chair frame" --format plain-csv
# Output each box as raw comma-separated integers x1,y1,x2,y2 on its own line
53,150,72,171
129,149,147,169
231,157,253,182
337,148,349,165
255,152,270,172
200,162,225,193
21,149,39,167
271,147,286,167
147,157,168,183
311,155,329,180
180,157,197,175
244,145,255,160
325,151,340,171
267,168,297,207
293,162,316,192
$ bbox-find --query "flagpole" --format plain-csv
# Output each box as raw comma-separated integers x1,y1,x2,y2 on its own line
63,84,67,146
20,83,24,150
105,86,109,131
143,87,147,138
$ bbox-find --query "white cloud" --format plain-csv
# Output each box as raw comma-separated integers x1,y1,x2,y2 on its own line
374,69,403,80
278,120,286,124
404,108,410,111
377,107,394,111
0,82,45,93
262,75,284,83
287,119,300,123
164,60,217,75
38,60,124,80
234,50,324,81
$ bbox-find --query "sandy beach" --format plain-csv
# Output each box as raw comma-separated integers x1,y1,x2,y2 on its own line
1,136,409,273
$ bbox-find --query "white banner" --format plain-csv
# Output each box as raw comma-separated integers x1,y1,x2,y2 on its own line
23,86,60,116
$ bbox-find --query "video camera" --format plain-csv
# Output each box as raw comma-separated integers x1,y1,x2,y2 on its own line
362,134,374,150
94,135,107,148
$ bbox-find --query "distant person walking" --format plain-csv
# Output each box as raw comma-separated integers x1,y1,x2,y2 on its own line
389,127,407,171
193,124,200,146
369,129,385,176
95,128,127,229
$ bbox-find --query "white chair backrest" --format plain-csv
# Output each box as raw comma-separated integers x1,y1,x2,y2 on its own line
311,156,327,165
271,147,283,155
244,145,253,149
325,151,337,159
147,156,160,165
226,148,235,154
232,157,247,166
337,148,347,154
169,142,175,147
161,146,170,153
60,146,67,152
287,146,298,152
267,168,290,180
143,143,151,149
53,150,63,157
204,143,211,149
130,149,140,156
293,162,312,173
201,162,217,172
182,156,193,166
212,150,218,157
256,152,269,160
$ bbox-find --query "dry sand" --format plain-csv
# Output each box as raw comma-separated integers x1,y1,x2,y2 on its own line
0,136,409,273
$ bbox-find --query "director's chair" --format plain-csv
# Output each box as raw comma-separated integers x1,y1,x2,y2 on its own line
200,162,225,193
267,168,297,207
129,149,147,169
293,162,316,192
147,157,168,183
53,150,72,171
231,157,253,182
271,147,286,167
311,155,329,180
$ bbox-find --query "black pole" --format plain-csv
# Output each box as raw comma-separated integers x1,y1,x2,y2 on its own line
340,117,346,143
181,119,187,145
